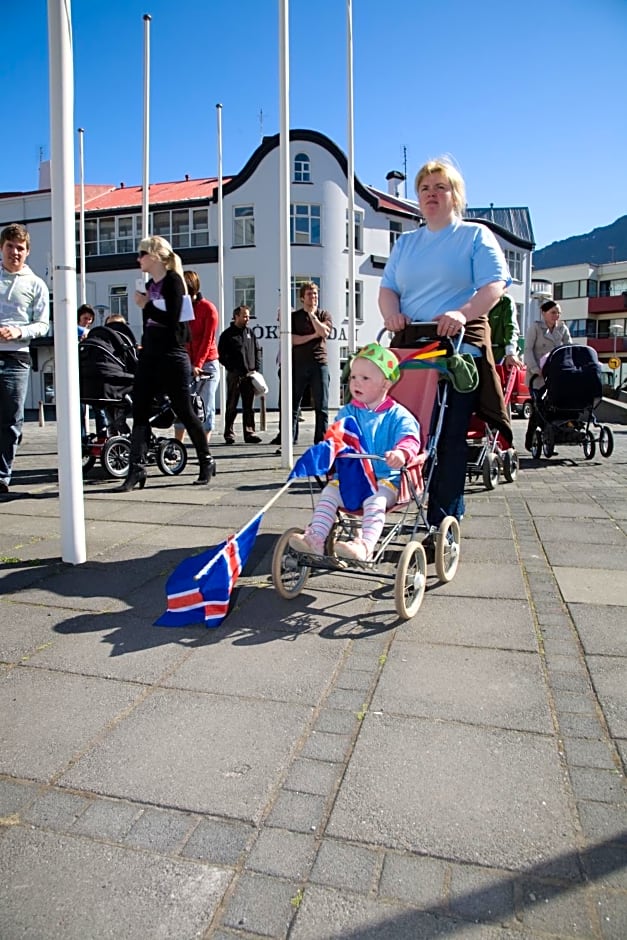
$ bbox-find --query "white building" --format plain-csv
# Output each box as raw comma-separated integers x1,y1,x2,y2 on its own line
532,260,627,386
0,130,535,411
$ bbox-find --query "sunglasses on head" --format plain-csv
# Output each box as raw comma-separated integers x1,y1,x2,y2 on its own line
138,250,149,257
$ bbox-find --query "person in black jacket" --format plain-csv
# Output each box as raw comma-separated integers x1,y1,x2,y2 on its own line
115,236,215,491
218,305,263,444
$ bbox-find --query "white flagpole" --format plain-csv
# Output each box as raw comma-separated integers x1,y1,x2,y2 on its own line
216,103,226,429
77,127,86,305
346,0,356,354
47,0,86,564
279,0,293,469
141,13,151,239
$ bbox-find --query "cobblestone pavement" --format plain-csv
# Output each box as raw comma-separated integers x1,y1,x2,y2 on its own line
0,414,625,939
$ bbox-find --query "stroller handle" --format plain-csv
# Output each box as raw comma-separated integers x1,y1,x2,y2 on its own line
376,322,465,353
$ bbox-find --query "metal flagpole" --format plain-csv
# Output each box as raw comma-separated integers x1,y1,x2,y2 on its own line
141,13,151,240
346,0,356,354
77,127,86,305
47,0,86,564
216,103,226,429
279,0,293,469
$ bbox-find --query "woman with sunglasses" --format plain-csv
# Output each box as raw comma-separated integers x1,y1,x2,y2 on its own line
115,236,215,491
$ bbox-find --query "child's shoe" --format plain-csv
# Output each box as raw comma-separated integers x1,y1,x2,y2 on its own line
289,530,325,556
334,538,371,562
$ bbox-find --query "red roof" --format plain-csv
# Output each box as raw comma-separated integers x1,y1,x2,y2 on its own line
83,177,230,211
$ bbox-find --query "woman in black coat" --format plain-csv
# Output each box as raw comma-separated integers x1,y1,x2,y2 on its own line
116,236,215,491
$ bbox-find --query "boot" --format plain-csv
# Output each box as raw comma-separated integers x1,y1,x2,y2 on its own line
194,454,217,485
114,464,147,493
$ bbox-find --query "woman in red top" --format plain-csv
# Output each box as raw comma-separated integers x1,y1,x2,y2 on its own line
175,270,220,445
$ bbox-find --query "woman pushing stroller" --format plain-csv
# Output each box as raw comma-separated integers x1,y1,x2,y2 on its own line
289,343,421,562
115,236,215,492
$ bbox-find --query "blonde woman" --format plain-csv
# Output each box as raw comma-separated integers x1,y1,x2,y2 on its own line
115,236,215,491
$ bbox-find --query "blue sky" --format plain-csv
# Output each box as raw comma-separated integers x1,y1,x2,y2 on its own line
3,0,626,250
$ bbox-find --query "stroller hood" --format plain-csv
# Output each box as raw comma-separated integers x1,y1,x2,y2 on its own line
541,345,602,410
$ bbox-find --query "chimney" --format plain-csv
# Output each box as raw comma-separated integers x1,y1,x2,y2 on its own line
385,170,405,198
38,160,51,191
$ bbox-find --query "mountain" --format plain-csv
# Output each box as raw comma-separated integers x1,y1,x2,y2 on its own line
533,215,627,270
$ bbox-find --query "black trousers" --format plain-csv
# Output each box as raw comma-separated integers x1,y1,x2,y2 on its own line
224,372,256,439
130,347,208,465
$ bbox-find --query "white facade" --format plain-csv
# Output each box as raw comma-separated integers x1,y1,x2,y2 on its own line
1,130,535,411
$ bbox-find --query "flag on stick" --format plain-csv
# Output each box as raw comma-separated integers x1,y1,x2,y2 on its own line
289,415,377,511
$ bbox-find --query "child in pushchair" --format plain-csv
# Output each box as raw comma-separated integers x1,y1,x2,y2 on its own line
528,344,614,460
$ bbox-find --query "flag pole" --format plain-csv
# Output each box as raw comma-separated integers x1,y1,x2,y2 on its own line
278,0,293,469
141,13,151,240
47,0,86,564
216,103,226,429
77,127,86,305
346,0,356,354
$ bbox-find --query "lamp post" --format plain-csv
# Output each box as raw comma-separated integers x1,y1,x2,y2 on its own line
609,323,624,387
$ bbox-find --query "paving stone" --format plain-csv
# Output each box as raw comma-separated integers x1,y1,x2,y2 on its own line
554,567,627,607
378,852,448,907
180,816,254,866
558,713,606,739
551,671,596,693
570,604,627,656
70,797,140,841
300,730,352,763
309,839,380,893
0,778,38,817
246,828,316,880
221,871,299,937
518,879,598,936
124,807,197,853
552,688,599,716
334,669,373,693
569,767,626,804
581,842,627,890
587,655,627,738
314,708,358,735
563,737,617,770
282,759,342,797
22,789,91,830
597,890,627,940
449,863,515,923
266,790,326,834
0,827,230,939
324,688,370,711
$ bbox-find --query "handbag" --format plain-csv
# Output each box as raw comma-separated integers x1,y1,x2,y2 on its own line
249,370,268,396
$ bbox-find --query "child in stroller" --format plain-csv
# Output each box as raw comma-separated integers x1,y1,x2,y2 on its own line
529,344,614,460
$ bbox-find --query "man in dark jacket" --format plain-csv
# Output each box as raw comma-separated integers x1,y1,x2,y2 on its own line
218,305,262,444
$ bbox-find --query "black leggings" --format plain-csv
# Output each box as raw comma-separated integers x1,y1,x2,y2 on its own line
130,347,208,465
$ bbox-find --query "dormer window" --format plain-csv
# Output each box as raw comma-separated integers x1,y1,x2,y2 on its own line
294,152,311,183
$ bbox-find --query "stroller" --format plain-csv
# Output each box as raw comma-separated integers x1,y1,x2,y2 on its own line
79,323,201,478
466,363,520,490
528,344,614,460
271,332,465,620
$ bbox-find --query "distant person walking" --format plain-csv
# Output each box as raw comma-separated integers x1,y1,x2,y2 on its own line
0,224,49,496
218,305,263,444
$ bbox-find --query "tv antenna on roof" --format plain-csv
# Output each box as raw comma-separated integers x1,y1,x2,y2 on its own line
259,108,263,142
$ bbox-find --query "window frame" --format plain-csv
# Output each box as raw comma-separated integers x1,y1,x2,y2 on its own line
233,205,255,247
290,203,321,245
233,275,256,317
293,152,311,183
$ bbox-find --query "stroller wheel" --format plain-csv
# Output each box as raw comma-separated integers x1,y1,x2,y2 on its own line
599,425,614,458
157,439,188,476
582,430,596,461
394,541,427,620
435,516,460,583
271,528,311,599
101,435,131,478
503,448,519,483
482,453,500,490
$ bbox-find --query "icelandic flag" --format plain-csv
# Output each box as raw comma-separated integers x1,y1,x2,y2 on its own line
399,341,449,372
155,512,262,628
288,415,378,511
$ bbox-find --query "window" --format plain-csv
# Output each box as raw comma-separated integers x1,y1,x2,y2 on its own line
116,216,135,254
389,220,402,250
293,152,311,183
345,279,363,322
152,210,170,240
84,219,99,256
171,209,190,250
191,208,209,247
233,206,255,247
109,286,128,318
234,276,255,317
291,275,321,310
290,204,321,245
98,217,115,255
505,249,522,282
345,210,363,252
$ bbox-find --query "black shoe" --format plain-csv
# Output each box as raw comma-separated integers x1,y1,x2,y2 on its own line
422,534,436,564
114,466,147,492
194,455,216,485
224,435,235,445
244,435,262,444
0,481,9,495
270,434,281,445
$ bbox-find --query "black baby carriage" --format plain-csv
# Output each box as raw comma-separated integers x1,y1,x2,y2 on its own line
79,322,201,478
529,344,614,460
